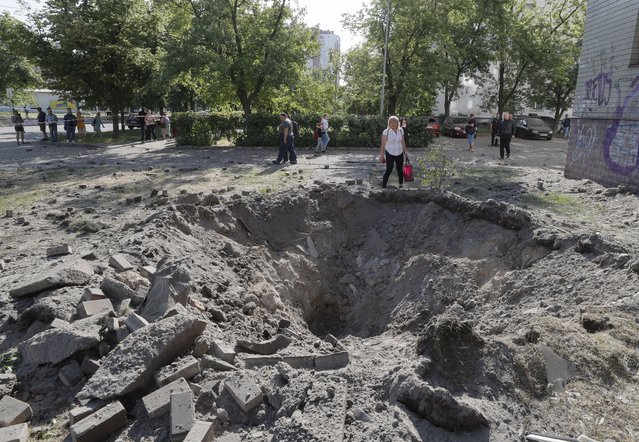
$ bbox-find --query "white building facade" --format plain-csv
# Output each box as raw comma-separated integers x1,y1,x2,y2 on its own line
307,30,340,71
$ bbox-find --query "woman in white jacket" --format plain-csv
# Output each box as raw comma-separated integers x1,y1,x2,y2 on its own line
380,115,409,188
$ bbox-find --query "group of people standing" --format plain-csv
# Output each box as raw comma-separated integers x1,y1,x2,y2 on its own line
137,107,171,142
273,113,331,165
11,106,106,145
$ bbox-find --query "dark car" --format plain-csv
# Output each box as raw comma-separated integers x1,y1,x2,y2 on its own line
426,117,440,137
515,117,553,140
442,116,468,137
126,113,141,129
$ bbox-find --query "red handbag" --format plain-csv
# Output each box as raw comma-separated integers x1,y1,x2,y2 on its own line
403,157,414,182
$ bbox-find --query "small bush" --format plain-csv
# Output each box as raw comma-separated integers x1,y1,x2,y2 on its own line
417,145,461,190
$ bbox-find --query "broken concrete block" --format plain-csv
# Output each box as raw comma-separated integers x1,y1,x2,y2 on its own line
69,401,106,425
201,355,236,372
80,356,101,375
209,341,236,364
283,355,315,370
124,313,149,333
0,373,17,397
163,302,189,319
59,360,83,387
9,265,93,298
141,257,192,322
78,314,207,400
0,396,32,426
69,401,127,442
183,420,214,442
156,355,201,387
116,327,129,343
78,299,114,318
142,377,191,419
106,317,119,331
224,375,263,413
171,390,195,441
140,265,157,280
50,318,71,329
109,254,134,272
0,423,29,442
100,277,137,302
236,335,292,355
0,259,5,271
242,355,283,369
46,244,72,257
315,352,350,371
82,288,106,302
306,237,319,258
539,344,577,393
20,316,103,365
5,210,13,218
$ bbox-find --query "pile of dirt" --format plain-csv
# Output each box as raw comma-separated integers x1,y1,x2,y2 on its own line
0,184,638,441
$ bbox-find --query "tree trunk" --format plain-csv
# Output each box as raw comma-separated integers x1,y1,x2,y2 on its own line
444,85,452,119
120,111,125,132
497,63,505,115
111,108,119,138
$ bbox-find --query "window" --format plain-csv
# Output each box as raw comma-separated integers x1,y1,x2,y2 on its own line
631,11,639,66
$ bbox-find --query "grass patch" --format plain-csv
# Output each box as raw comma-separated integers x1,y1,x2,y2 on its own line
519,192,585,215
0,189,45,214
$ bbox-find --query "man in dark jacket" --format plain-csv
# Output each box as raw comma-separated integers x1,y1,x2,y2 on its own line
37,107,48,141
498,113,516,159
63,108,77,143
490,112,500,146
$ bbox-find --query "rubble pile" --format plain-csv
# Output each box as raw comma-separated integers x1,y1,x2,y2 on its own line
0,186,638,441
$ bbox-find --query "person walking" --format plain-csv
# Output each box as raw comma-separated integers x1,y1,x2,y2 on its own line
45,107,58,142
138,107,147,142
498,112,516,159
23,105,29,119
63,108,77,143
285,113,299,164
562,114,571,138
466,113,477,152
36,107,48,141
490,112,500,146
380,115,409,188
11,110,25,145
92,112,105,136
159,113,171,139
77,110,86,141
273,113,294,165
314,117,323,154
144,110,157,141
319,113,330,152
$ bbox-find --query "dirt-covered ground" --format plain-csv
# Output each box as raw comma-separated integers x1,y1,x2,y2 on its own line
0,131,638,442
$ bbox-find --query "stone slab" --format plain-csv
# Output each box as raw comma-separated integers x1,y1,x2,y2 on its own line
140,265,157,280
78,299,114,318
80,356,101,375
142,377,191,419
183,420,214,442
156,356,201,387
315,352,350,371
100,277,136,302
68,401,106,425
0,396,32,426
242,355,283,369
210,341,236,363
70,401,127,442
539,344,577,393
200,355,236,371
82,288,106,302
171,390,195,441
50,318,71,329
78,314,207,400
0,423,29,442
59,360,83,387
124,313,149,333
46,244,72,257
9,265,93,298
224,375,263,413
283,355,316,370
109,254,134,272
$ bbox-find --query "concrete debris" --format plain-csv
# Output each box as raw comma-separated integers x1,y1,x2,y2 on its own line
141,257,192,321
99,277,137,303
50,318,71,329
140,265,157,280
77,299,114,318
183,420,214,442
156,355,201,387
242,355,283,369
80,356,101,375
200,354,236,372
59,360,83,387
143,377,191,419
78,314,207,400
0,423,29,442
171,390,195,441
0,259,5,271
9,264,93,298
224,374,264,413
539,344,577,393
109,254,134,272
282,355,315,370
124,312,149,333
0,373,17,397
69,401,106,425
82,288,106,301
315,351,350,371
306,236,319,258
0,396,32,426
236,335,292,355
69,401,127,442
210,341,236,363
46,244,72,257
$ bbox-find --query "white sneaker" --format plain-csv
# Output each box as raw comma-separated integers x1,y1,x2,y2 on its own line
71,140,76,144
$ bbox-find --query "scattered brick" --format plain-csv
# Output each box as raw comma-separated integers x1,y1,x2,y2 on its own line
46,244,72,257
0,396,32,427
142,377,191,419
77,299,114,318
224,375,263,413
80,356,101,375
140,265,156,280
156,356,201,387
171,390,195,441
59,360,83,387
109,254,134,272
183,420,214,442
124,313,149,333
82,288,106,301
69,401,127,442
68,401,106,425
242,355,283,369
200,355,236,372
0,423,29,442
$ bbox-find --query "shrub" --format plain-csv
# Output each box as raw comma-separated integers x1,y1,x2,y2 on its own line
417,145,462,190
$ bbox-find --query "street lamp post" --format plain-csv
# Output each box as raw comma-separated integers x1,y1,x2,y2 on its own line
380,0,391,117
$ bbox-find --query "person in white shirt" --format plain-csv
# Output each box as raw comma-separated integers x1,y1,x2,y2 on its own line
380,115,409,188
319,113,330,152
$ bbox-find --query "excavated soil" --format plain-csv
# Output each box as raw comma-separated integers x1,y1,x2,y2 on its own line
0,139,638,441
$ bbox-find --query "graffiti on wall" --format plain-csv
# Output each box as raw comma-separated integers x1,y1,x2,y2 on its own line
584,73,612,106
602,76,639,175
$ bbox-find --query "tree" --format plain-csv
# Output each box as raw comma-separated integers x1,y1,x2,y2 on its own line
343,0,441,116
169,0,317,117
0,13,41,105
28,0,165,137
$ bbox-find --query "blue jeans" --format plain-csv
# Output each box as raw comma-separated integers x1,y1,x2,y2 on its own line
66,126,76,141
563,126,570,138
277,134,296,163
320,132,330,151
49,124,58,142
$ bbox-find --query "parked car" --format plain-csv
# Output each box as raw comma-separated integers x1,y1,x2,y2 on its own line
126,113,141,129
426,117,440,137
442,116,468,137
514,117,553,140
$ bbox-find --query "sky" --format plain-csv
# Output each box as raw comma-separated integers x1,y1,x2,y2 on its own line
0,0,365,53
